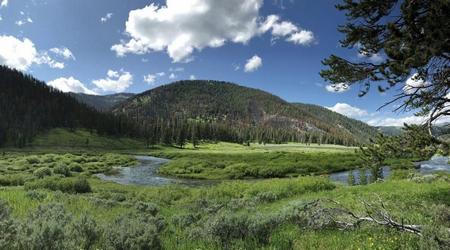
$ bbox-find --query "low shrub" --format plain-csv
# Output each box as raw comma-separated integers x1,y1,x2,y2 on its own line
69,163,83,172
104,213,164,250
25,177,92,193
26,190,47,201
53,164,72,177
0,174,26,186
33,167,52,179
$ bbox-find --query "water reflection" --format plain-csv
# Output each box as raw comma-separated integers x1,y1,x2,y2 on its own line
329,155,450,185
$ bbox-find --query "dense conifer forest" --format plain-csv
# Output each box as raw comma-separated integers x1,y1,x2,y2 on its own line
113,80,379,147
0,66,137,147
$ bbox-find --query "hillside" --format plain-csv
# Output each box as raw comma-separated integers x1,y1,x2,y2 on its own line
0,66,137,147
71,93,135,111
113,80,378,145
292,103,379,142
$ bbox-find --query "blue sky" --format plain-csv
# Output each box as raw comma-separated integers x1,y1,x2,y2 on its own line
0,0,428,126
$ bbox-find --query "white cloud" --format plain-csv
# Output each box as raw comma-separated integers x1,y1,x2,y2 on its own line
34,52,65,69
100,13,113,23
92,70,133,92
143,74,157,85
403,73,430,95
189,74,196,80
325,82,350,93
327,103,369,118
0,0,8,8
15,16,33,26
287,30,314,45
50,47,75,60
358,52,383,64
326,102,450,127
259,15,315,45
0,35,68,70
366,116,424,127
169,67,184,72
169,73,176,79
144,71,166,85
107,69,119,78
0,36,37,70
48,77,97,95
112,0,315,62
244,55,262,72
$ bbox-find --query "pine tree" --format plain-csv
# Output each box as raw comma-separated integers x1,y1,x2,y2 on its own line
321,0,450,136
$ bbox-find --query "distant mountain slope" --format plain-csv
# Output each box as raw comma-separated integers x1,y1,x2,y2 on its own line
292,103,379,142
377,126,404,136
378,124,450,137
71,93,135,111
0,66,136,147
113,80,378,145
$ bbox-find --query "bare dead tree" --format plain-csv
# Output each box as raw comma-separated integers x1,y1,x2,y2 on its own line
296,196,450,248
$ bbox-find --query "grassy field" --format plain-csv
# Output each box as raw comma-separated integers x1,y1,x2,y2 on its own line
146,142,364,180
26,128,146,150
1,171,449,249
1,129,448,249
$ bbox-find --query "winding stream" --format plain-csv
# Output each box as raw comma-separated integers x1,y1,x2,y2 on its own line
96,155,450,186
95,156,214,186
329,155,450,185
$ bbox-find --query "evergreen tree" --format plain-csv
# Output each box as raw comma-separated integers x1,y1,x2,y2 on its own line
321,0,450,136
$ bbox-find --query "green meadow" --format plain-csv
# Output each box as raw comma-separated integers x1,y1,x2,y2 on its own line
0,129,449,249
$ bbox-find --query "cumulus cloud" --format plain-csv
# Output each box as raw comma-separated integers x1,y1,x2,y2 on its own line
50,47,75,60
326,102,450,127
327,103,368,118
244,55,262,72
0,36,37,70
34,52,65,69
169,73,176,79
100,13,113,23
143,74,156,84
92,70,133,92
286,30,314,45
325,82,350,93
112,0,315,62
357,51,383,64
260,15,315,45
0,35,72,70
1,0,8,8
403,73,430,95
189,74,196,80
366,116,426,127
48,77,97,95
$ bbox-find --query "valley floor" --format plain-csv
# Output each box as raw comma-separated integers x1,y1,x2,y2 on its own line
0,130,449,249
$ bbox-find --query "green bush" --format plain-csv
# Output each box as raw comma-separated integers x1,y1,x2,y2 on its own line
33,167,52,179
53,164,72,177
26,156,40,164
26,190,47,201
104,213,164,250
25,177,92,193
0,174,26,186
0,200,18,250
69,163,83,172
18,203,72,250
70,214,101,250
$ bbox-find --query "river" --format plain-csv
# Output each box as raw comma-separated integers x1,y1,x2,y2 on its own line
96,155,450,186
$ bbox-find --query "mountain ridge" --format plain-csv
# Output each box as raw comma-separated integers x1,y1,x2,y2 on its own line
110,80,379,145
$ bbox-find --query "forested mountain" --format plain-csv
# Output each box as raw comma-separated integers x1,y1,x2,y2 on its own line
292,103,379,142
71,93,135,111
0,66,137,147
113,80,378,146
